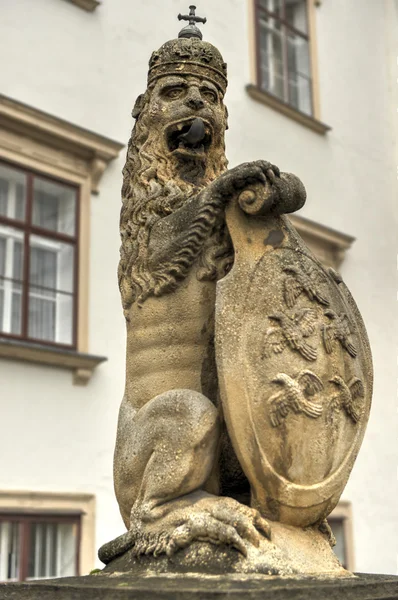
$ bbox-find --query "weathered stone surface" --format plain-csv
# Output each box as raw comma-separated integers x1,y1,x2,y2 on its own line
2,573,398,600
103,526,347,578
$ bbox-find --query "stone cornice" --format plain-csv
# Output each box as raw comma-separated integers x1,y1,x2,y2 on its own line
289,214,355,269
0,94,124,193
0,337,107,385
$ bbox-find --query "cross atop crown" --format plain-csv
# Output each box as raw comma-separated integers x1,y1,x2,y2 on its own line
178,5,207,40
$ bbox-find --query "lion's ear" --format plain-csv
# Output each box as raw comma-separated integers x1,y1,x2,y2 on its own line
132,94,146,119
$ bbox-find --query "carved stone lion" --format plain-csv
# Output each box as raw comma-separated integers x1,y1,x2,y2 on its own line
99,32,371,578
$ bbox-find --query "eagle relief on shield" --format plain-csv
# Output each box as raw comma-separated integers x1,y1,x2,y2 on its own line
216,178,373,529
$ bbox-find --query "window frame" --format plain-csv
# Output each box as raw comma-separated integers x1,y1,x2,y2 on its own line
0,159,80,350
254,0,313,116
0,512,81,582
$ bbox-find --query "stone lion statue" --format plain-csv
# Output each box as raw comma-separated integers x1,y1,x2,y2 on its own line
99,33,305,565
99,23,372,577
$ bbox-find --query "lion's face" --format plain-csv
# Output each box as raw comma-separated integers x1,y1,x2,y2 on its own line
146,75,227,165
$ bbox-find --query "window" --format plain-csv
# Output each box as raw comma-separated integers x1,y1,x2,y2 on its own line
255,0,313,115
0,162,78,348
0,514,80,582
329,501,355,571
0,94,122,383
0,492,95,579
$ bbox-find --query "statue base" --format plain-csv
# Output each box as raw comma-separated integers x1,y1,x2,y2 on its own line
99,521,349,577
1,573,398,599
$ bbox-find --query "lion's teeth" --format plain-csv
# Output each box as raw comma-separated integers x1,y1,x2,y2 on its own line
177,124,183,131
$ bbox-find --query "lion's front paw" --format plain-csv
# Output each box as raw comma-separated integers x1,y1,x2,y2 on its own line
211,160,280,200
165,497,272,557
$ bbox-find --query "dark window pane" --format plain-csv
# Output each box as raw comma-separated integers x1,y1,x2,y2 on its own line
30,235,74,294
286,32,312,114
33,191,59,231
0,180,8,217
12,241,23,281
15,184,25,221
32,178,77,236
288,71,312,115
0,164,26,221
30,246,57,290
287,32,310,78
0,237,5,277
28,289,56,342
28,286,73,345
0,227,24,335
11,291,22,334
0,521,21,582
259,15,285,101
285,0,308,34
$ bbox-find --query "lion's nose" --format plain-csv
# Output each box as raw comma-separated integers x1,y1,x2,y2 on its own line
184,94,204,110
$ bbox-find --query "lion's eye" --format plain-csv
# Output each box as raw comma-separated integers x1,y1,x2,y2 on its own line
164,87,184,99
202,89,217,103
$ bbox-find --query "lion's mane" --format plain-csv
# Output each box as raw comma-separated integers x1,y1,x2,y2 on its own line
118,91,233,309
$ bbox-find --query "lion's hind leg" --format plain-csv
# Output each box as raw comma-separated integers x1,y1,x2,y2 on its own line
101,389,270,564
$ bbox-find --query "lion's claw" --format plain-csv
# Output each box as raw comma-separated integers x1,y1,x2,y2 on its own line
166,513,247,557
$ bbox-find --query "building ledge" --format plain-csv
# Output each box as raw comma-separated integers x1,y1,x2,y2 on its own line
0,337,107,385
68,0,101,12
0,94,123,193
289,214,355,269
246,85,331,136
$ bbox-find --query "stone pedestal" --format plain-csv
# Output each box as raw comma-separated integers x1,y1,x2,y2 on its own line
1,573,398,599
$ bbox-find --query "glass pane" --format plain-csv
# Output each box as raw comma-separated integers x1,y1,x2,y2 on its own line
288,72,312,115
259,0,283,19
259,16,285,101
28,287,73,345
0,225,25,336
0,163,27,221
287,33,312,115
57,523,78,577
32,177,77,236
30,235,74,294
287,32,310,79
27,522,77,580
28,287,56,342
285,0,308,34
330,519,347,567
0,521,21,582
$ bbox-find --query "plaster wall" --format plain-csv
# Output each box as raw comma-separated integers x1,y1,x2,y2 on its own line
0,0,397,574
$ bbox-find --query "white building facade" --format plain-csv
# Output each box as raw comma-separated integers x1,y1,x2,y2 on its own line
0,0,397,579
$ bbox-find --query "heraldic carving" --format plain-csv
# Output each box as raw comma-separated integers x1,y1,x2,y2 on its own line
99,7,373,578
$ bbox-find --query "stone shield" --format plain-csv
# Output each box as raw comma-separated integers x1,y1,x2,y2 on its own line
215,196,373,527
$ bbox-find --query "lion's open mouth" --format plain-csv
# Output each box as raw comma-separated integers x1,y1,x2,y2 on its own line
166,118,213,156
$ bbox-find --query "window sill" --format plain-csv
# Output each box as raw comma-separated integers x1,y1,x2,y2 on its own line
246,85,331,136
0,337,107,385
